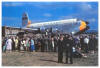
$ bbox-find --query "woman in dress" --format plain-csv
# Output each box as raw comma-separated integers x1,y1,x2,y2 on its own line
20,39,24,51
30,38,35,52
26,38,30,51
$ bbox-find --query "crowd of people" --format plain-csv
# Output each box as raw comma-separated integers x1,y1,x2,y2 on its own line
2,33,98,64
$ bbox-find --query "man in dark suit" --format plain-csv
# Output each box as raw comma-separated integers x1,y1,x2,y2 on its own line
57,35,64,63
41,37,45,52
80,36,84,51
44,35,49,52
49,37,58,52
64,35,73,64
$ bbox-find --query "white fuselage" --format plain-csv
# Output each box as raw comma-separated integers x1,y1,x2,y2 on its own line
28,19,81,33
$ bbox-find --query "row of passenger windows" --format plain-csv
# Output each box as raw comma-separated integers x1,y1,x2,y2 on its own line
33,21,80,27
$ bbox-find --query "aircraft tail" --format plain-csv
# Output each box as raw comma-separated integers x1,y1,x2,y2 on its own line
22,12,31,28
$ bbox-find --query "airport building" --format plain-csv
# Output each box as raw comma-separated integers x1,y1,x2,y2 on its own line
2,26,24,37
2,26,41,38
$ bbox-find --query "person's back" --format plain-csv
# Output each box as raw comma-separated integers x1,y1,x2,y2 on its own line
45,36,49,45
41,38,45,52
23,40,26,47
20,40,24,51
30,39,35,52
80,36,84,50
12,38,15,51
18,39,21,51
6,38,12,51
44,36,49,52
26,39,30,47
83,36,89,53
64,36,70,51
31,39,34,45
58,39,64,52
64,36,73,64
58,36,64,63
15,38,18,50
80,36,84,44
84,37,89,44
7,39,12,45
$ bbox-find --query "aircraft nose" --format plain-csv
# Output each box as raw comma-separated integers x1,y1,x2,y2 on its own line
75,20,90,35
79,20,90,31
79,21,87,31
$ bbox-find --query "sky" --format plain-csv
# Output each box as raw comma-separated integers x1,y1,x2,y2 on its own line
2,2,98,30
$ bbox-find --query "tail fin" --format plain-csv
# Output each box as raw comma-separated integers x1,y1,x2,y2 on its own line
22,12,29,27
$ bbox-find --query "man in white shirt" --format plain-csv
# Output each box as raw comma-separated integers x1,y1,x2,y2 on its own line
52,39,55,51
84,37,89,44
84,36,89,53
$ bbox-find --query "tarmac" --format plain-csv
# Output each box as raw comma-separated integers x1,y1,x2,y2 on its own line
2,51,98,66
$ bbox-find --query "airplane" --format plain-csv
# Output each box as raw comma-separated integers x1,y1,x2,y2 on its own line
22,12,89,34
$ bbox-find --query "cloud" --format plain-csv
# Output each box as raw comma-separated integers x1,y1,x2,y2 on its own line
31,18,50,23
32,2,98,23
2,2,96,11
2,2,24,7
43,13,52,17
58,16,74,20
2,17,20,20
80,3,92,11
32,2,94,10
32,2,76,9
2,17,21,27
78,3,98,16
87,18,96,23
